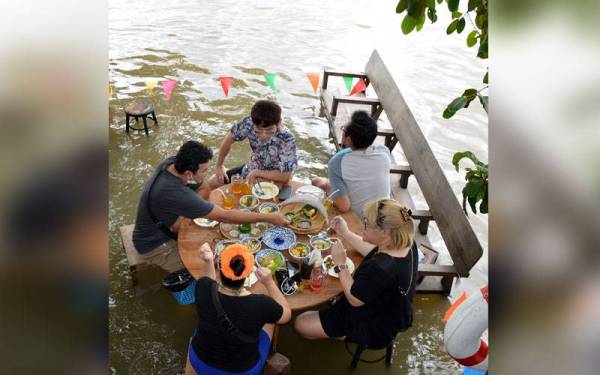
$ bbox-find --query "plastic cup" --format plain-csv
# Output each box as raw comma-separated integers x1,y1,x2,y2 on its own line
223,190,235,209
231,174,242,194
309,267,325,292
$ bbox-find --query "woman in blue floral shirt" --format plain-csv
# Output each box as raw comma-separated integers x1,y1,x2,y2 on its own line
208,100,298,188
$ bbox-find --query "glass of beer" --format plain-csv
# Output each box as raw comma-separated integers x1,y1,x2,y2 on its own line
231,174,242,194
241,179,252,195
223,189,235,209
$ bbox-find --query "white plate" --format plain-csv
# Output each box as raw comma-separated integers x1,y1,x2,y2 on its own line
296,185,325,200
252,182,279,200
193,218,219,227
322,255,355,278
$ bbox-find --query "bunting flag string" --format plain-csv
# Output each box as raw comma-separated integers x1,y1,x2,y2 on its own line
146,81,158,94
264,73,277,92
349,79,367,96
161,79,176,100
305,72,320,94
219,76,234,96
343,76,354,94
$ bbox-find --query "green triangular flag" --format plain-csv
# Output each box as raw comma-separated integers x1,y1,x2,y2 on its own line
264,73,277,92
343,76,354,93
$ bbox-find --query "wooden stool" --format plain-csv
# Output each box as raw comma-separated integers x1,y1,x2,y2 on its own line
125,98,157,135
119,224,153,286
345,338,395,370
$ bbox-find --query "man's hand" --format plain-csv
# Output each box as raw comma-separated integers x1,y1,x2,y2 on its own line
266,212,291,227
256,267,274,285
331,239,347,266
331,215,349,237
216,165,229,184
198,242,214,262
246,169,261,185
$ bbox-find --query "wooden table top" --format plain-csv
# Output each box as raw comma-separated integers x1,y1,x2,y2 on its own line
177,180,365,311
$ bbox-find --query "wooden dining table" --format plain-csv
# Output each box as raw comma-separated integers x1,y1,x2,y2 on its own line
177,180,365,311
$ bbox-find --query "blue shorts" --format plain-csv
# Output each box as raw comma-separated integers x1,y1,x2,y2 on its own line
188,329,271,375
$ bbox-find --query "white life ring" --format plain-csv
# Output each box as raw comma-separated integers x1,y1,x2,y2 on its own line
443,285,489,372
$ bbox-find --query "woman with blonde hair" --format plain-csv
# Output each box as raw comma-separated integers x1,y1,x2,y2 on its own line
185,243,291,374
294,198,418,347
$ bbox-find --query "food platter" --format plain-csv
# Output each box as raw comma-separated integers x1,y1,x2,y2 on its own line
219,222,269,240
280,203,326,234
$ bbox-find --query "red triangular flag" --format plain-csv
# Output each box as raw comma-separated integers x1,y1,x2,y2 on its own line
349,79,367,96
161,80,176,100
305,72,320,94
219,76,234,96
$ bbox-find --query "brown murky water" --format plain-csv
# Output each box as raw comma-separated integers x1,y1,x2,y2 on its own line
109,0,487,373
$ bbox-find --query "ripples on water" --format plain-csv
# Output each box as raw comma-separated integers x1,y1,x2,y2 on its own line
110,0,485,373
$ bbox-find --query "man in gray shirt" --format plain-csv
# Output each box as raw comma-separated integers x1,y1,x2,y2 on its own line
312,111,391,218
133,141,289,272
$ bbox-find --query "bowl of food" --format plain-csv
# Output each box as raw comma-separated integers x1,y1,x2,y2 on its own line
310,237,332,252
258,202,279,214
239,195,259,210
255,249,286,272
252,182,279,200
215,239,240,257
241,237,262,254
288,242,311,262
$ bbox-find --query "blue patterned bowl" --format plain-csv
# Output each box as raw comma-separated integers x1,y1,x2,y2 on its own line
262,226,297,251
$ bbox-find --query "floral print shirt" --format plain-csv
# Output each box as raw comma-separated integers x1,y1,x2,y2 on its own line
230,116,298,178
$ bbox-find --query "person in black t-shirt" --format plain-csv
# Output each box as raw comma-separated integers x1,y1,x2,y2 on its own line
294,198,418,347
185,242,291,374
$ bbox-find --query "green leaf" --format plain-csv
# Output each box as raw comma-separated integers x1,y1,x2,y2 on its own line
448,96,469,112
483,71,488,84
401,14,417,34
396,0,408,13
467,30,478,47
452,151,482,171
477,40,488,58
446,19,459,34
475,13,486,29
443,108,455,119
437,0,443,3
416,11,426,30
427,8,438,22
462,88,478,99
448,0,460,12
478,94,488,113
426,0,436,8
457,18,466,33
452,11,462,19
480,191,488,213
407,0,425,17
467,193,478,214
468,0,478,11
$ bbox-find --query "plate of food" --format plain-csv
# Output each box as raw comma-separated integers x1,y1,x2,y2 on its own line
214,239,240,257
255,249,286,272
258,202,279,214
252,182,279,200
281,203,326,234
239,195,259,210
288,242,311,261
220,222,267,240
241,237,262,254
296,185,325,200
310,236,332,252
262,226,296,251
322,255,355,278
193,217,219,228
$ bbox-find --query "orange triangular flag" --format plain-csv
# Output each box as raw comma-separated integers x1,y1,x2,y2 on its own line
443,292,468,321
219,76,234,96
306,72,320,94
349,79,367,96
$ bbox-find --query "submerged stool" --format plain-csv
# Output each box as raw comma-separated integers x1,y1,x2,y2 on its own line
119,224,153,286
125,98,157,135
345,338,395,370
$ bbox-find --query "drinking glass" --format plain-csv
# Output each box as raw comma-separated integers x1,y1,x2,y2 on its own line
309,267,325,292
322,197,334,215
231,174,242,194
223,189,235,209
241,179,253,195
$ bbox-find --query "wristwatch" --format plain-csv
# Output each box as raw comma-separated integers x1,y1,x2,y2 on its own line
333,264,348,274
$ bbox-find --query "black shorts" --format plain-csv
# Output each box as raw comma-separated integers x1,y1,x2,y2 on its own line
225,165,245,182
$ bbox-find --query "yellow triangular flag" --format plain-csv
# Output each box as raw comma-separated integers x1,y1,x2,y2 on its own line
146,81,158,94
108,84,113,98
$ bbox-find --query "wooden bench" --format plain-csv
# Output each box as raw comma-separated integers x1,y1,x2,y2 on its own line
319,50,483,293
119,224,153,286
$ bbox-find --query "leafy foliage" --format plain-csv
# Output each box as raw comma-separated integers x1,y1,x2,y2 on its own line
396,0,489,216
452,152,488,215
